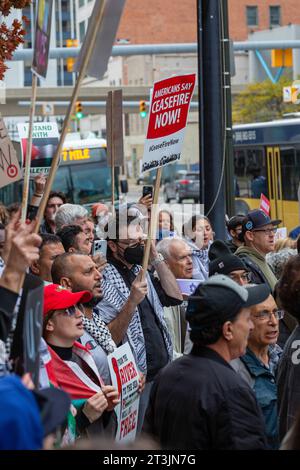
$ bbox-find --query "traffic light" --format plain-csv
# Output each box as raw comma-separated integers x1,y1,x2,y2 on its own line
75,101,83,120
66,39,79,72
139,100,147,118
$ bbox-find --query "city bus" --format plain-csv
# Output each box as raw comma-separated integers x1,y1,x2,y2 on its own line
0,136,119,209
233,118,300,232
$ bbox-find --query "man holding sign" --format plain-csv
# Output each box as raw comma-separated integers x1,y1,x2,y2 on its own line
98,211,183,432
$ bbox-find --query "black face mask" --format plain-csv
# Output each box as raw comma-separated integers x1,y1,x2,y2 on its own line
123,244,144,265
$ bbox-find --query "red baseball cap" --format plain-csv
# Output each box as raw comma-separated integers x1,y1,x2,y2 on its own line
43,284,92,316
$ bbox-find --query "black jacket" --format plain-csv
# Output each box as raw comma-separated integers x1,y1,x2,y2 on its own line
277,325,300,440
0,286,18,342
143,346,268,450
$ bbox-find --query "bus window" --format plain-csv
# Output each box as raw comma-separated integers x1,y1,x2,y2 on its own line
234,147,267,199
280,147,300,201
52,166,73,201
67,162,115,205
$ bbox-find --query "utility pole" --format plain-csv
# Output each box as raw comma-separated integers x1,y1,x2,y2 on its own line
222,0,235,217
197,0,226,238
197,0,232,239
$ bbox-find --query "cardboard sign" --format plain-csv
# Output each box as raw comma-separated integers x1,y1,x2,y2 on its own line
75,0,126,80
17,122,59,176
108,343,140,444
142,74,196,173
0,118,21,188
10,274,44,388
260,193,270,216
32,0,54,79
106,89,124,167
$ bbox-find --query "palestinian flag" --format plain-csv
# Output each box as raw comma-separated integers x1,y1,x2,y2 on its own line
45,341,104,400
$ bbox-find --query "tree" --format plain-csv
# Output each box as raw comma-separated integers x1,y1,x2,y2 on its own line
0,1,31,81
232,76,297,124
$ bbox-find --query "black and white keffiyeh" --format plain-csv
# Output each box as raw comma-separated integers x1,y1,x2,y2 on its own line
97,263,173,375
82,312,116,354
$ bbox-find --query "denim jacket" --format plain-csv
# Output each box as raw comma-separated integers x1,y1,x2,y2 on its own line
240,345,282,449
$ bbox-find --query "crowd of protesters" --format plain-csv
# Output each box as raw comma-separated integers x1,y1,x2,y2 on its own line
1,173,300,451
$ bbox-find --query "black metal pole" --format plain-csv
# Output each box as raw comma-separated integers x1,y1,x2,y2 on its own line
197,0,205,205
197,0,226,240
222,0,235,217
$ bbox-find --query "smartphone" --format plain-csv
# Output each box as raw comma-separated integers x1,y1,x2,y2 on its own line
92,239,107,258
142,185,153,198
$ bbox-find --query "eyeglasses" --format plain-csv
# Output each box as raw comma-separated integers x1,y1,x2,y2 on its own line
63,304,84,317
253,309,285,321
252,228,277,235
229,272,251,283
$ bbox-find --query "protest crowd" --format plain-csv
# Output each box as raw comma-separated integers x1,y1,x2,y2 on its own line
1,175,300,451
1,0,300,453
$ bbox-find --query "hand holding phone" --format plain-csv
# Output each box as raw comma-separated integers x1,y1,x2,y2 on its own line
92,239,107,258
142,185,153,199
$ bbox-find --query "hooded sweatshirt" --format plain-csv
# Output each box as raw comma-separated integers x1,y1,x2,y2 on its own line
235,245,277,291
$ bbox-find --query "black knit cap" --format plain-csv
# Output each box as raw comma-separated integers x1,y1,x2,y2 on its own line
226,214,246,232
208,240,248,276
186,275,270,331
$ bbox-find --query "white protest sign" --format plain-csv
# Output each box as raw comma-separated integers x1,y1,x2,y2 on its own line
108,343,140,444
17,122,59,176
0,118,21,189
275,227,287,241
142,74,196,173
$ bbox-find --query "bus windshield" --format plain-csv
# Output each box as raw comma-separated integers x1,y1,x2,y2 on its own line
0,138,118,208
52,143,118,205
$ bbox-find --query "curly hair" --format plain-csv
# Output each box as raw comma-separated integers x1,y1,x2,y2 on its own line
277,254,300,321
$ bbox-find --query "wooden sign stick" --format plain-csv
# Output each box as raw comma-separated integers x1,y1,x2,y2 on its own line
33,0,107,234
142,167,162,277
21,74,38,223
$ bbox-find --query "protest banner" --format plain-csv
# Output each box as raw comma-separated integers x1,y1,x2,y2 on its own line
10,274,44,388
22,0,54,222
17,122,59,176
0,117,21,189
34,0,114,233
106,89,124,213
108,343,140,444
75,0,126,80
142,73,196,173
260,193,270,216
141,74,196,274
32,0,54,79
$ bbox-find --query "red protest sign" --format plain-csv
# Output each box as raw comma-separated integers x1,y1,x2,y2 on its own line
142,74,196,173
147,74,196,139
260,193,270,215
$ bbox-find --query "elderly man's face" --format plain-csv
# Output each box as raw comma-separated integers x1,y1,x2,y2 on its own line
166,240,193,279
248,295,279,348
